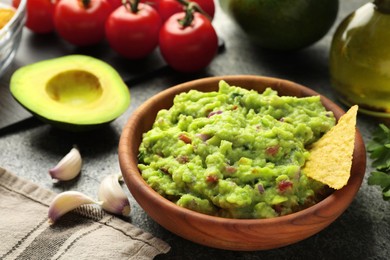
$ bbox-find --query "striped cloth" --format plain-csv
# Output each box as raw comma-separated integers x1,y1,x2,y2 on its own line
0,167,170,260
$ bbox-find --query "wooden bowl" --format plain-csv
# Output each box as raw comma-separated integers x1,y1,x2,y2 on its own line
118,75,366,251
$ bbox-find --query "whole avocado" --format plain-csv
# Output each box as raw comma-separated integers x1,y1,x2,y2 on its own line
219,0,339,51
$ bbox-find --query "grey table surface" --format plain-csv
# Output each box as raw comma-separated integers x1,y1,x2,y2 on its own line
1,0,389,259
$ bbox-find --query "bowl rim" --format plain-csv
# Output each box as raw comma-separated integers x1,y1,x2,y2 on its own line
119,75,366,247
0,0,27,33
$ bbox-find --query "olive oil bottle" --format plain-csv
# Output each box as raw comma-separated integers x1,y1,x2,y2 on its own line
330,0,390,117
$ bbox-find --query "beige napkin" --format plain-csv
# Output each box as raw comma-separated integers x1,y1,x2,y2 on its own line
0,167,170,260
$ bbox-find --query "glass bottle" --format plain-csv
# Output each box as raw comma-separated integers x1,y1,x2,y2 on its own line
329,0,390,117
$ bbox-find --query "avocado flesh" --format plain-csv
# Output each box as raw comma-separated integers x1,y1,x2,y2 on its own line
10,55,130,130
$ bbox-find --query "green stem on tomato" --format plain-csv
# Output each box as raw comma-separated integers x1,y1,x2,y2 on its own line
176,0,211,20
123,0,140,13
178,2,197,27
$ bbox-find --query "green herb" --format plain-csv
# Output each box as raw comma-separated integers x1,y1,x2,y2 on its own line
367,124,390,200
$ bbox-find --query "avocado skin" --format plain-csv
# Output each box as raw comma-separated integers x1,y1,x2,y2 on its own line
20,107,116,132
219,0,339,51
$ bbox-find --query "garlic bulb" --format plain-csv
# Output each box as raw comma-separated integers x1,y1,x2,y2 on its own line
48,191,100,224
49,147,82,181
98,173,131,216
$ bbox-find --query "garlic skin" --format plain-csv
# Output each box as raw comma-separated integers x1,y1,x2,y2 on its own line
48,191,100,224
98,173,131,216
49,147,82,181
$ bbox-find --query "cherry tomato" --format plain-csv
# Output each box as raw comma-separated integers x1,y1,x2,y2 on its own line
107,0,122,9
192,0,215,19
140,0,160,10
158,0,182,22
13,0,56,34
158,0,215,22
105,2,162,59
53,0,113,46
159,12,218,72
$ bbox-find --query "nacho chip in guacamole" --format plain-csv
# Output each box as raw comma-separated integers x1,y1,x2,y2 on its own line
303,105,358,190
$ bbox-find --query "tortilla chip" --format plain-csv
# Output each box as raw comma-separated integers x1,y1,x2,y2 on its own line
303,105,358,190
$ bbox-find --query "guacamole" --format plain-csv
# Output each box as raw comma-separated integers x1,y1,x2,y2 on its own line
138,81,336,219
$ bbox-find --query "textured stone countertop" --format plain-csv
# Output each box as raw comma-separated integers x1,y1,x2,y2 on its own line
0,0,389,259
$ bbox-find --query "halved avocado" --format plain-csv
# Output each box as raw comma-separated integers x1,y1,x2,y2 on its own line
10,55,130,131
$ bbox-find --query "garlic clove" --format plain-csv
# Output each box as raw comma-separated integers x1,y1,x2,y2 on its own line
98,173,131,216
48,191,100,224
49,147,82,181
